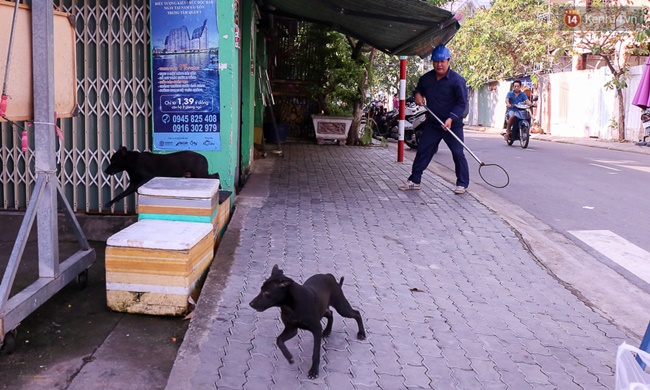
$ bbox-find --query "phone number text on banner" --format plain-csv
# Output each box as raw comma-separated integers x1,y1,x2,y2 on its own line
150,0,221,151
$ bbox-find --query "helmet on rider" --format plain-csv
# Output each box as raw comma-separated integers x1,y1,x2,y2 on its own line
431,45,451,61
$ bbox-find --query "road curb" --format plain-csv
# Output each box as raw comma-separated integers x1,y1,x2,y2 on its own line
165,156,276,390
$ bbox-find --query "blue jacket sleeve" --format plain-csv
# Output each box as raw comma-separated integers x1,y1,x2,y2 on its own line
449,76,468,121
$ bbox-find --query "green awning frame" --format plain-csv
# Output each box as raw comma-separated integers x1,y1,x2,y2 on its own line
257,0,461,58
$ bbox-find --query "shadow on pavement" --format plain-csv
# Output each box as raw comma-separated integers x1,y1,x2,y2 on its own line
0,212,188,389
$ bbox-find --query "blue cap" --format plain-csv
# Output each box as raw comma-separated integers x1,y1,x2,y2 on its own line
431,45,451,61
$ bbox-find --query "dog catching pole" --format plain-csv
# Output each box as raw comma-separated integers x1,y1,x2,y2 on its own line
421,105,509,188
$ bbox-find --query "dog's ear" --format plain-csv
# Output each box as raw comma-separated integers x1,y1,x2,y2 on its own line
271,264,283,276
118,146,127,154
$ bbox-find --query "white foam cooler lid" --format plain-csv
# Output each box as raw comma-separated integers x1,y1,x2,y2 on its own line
106,220,214,250
138,177,220,199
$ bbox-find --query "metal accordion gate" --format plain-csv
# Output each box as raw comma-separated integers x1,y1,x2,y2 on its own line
0,0,151,213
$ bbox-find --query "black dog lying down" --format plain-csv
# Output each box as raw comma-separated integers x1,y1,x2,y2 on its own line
249,265,366,379
104,146,219,207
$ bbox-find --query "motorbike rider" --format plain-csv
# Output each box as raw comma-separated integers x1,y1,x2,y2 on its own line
504,80,531,141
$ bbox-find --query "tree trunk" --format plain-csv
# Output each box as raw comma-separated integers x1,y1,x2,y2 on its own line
346,47,376,145
618,88,625,142
347,101,364,145
604,57,626,142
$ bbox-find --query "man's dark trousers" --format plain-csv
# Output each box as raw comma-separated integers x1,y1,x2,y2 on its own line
407,123,470,188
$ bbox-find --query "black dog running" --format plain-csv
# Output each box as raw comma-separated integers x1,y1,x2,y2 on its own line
249,265,366,379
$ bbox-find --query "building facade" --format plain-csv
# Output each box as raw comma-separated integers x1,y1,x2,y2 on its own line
0,0,262,213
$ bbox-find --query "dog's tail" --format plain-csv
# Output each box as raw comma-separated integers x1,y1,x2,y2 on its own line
339,276,344,287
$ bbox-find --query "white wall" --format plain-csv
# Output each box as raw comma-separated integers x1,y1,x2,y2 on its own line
469,64,648,142
547,68,615,138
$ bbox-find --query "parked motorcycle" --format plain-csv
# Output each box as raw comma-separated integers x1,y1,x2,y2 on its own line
366,98,427,148
504,102,535,149
364,100,391,137
364,100,386,121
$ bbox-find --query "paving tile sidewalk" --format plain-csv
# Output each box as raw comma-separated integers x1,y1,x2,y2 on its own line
167,143,629,389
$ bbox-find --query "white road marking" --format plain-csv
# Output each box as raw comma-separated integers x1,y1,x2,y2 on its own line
589,163,621,171
592,159,650,173
569,230,650,284
618,165,650,174
593,159,637,164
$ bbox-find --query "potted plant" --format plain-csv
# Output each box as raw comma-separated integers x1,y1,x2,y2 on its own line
312,101,354,145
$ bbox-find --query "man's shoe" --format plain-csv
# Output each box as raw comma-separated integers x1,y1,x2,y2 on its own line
399,180,421,190
453,186,466,194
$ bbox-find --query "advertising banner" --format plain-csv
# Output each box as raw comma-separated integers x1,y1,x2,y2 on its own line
150,0,220,151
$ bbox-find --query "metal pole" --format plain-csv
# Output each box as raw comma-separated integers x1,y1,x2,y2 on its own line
397,56,407,162
32,1,59,277
1,1,96,349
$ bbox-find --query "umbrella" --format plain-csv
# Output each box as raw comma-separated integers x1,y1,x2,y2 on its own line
633,56,650,145
632,56,650,110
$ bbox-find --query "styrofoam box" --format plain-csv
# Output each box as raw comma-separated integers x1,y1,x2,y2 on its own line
105,219,214,316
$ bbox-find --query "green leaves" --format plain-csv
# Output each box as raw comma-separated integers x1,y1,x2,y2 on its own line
294,25,366,116
370,52,425,99
448,0,569,89
447,0,649,94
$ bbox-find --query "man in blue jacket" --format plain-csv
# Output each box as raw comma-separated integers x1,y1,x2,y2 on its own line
504,80,532,141
399,45,469,194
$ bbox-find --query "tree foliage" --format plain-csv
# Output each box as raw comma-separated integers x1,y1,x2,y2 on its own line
285,0,451,144
554,0,650,140
448,0,568,89
369,52,428,102
564,0,650,91
448,0,650,141
293,24,365,117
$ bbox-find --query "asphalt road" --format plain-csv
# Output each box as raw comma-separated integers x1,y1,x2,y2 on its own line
421,130,650,292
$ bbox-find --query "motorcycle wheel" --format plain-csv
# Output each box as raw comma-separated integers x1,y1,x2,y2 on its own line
405,130,419,149
520,122,530,149
368,119,381,137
